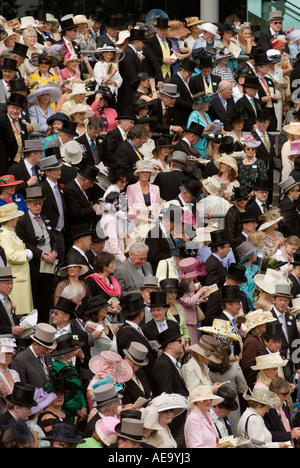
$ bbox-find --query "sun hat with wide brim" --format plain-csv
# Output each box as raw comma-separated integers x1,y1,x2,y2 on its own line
198,22,221,39
243,388,281,408
258,215,283,231
149,392,188,417
188,384,224,407
236,241,261,263
133,159,157,176
27,84,62,105
0,203,24,223
189,335,223,363
198,319,241,342
214,154,238,176
68,103,94,118
0,174,23,187
254,269,288,294
95,416,119,446
241,309,277,335
56,258,89,277
250,352,288,371
66,82,94,100
94,44,125,62
186,17,206,28
89,351,133,383
28,52,60,68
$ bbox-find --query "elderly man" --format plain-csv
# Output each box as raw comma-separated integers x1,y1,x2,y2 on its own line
256,10,289,53
114,242,153,298
0,93,28,175
84,384,120,437
151,83,183,135
0,266,25,337
8,139,43,196
170,58,196,126
208,80,236,123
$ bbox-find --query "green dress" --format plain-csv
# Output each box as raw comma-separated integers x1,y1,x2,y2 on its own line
238,159,268,186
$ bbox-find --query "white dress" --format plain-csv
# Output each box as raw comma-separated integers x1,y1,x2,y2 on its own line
93,60,123,96
237,407,280,447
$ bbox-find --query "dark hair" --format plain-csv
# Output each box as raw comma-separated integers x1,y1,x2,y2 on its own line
88,116,104,130
128,124,148,140
293,155,300,172
108,163,131,184
207,342,231,374
94,251,115,273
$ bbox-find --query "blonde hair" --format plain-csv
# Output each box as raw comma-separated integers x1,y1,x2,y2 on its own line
283,235,300,247
248,231,266,247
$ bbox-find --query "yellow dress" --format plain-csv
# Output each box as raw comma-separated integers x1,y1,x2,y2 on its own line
0,226,33,315
28,72,60,110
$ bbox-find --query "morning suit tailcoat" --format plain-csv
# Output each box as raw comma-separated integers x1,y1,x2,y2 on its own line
246,198,269,224
0,113,28,176
235,95,263,132
150,98,176,135
189,73,221,96
75,133,102,167
145,224,174,275
203,287,249,327
114,140,144,176
10,346,53,388
208,94,236,123
8,160,43,197
153,170,188,202
264,403,293,443
169,73,194,127
204,254,228,289
113,258,153,297
98,126,125,167
121,368,152,406
278,195,300,237
40,178,67,232
63,179,96,228
141,319,178,342
0,297,19,335
287,273,300,300
117,45,144,114
144,35,174,82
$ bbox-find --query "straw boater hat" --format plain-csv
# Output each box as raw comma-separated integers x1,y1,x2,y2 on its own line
188,384,224,407
241,309,277,335
149,392,188,417
189,335,222,364
243,388,281,408
30,323,57,351
198,319,241,342
250,352,288,371
254,269,288,295
0,203,24,224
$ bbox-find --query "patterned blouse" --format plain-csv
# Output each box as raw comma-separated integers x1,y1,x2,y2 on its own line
238,159,268,186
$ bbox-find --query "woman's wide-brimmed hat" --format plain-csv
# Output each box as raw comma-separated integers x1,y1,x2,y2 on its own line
258,210,283,232
63,51,81,65
198,22,221,39
0,202,24,223
6,382,38,407
123,341,148,367
287,138,300,157
167,20,190,39
149,392,188,417
215,47,234,61
68,103,94,118
192,223,219,243
133,159,156,176
0,336,17,353
18,16,39,30
283,122,300,135
30,387,57,415
30,323,57,351
214,154,238,176
243,388,281,408
236,241,261,263
56,256,89,277
80,295,111,316
254,269,288,294
230,185,251,201
188,384,224,407
94,44,125,62
178,257,204,279
199,319,241,342
241,309,277,335
43,423,85,444
29,51,60,68
114,418,146,443
27,83,62,105
0,174,23,187
89,350,133,383
186,16,206,28
51,333,85,357
95,416,119,446
202,176,221,195
189,335,222,363
66,82,93,100
140,406,161,431
241,134,261,148
250,352,288,370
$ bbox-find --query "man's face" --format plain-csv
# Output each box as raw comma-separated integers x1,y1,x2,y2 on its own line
7,104,22,120
91,241,105,253
0,279,13,297
218,243,231,259
151,306,166,323
220,83,233,100
274,296,290,313
140,287,156,304
266,338,282,353
201,67,213,78
244,221,258,233
2,68,16,82
26,200,43,216
87,126,102,140
130,250,148,269
255,190,268,202
256,120,270,133
162,95,176,108
52,309,69,328
270,19,283,33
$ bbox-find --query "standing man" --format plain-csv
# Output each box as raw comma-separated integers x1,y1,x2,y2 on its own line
170,58,196,127
278,176,300,237
99,114,136,167
145,17,174,82
0,266,25,338
256,10,289,53
8,139,43,196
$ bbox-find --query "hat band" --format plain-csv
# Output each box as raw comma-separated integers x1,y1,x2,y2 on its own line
33,336,54,347
127,351,146,364
119,430,143,441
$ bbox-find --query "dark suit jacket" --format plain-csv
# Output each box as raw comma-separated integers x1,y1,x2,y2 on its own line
8,160,42,196
270,307,300,370
145,224,174,275
251,129,276,173
121,368,152,406
246,198,268,225
278,195,300,237
10,346,53,388
40,178,67,231
141,319,178,342
169,73,194,127
256,28,289,53
118,45,144,113
189,73,221,96
208,94,236,123
150,98,175,134
235,95,262,132
204,254,227,289
98,126,125,167
153,169,188,201
264,403,293,443
0,297,19,335
288,273,300,300
114,140,143,175
76,133,102,167
113,258,153,297
144,36,174,81
0,113,28,175
204,287,249,327
63,179,96,228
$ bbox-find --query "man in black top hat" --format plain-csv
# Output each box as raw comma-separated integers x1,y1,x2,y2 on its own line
65,224,94,275
85,228,109,268
8,139,43,196
141,291,178,341
235,75,262,132
46,120,78,149
246,177,270,222
10,43,29,75
59,17,81,58
95,14,123,48
210,387,238,438
231,211,258,255
204,230,231,288
189,53,221,96
203,263,248,326
0,382,37,428
117,28,146,114
98,114,136,167
0,93,28,175
173,122,205,157
145,17,174,82
170,58,197,127
0,58,18,104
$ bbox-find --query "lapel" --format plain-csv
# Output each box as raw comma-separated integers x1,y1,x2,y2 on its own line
28,347,48,379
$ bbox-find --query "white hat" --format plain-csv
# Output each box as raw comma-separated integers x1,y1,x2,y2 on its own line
254,269,288,294
17,16,39,30
287,30,300,43
66,83,92,100
115,30,130,45
73,15,88,24
250,352,288,370
241,309,277,335
68,103,94,118
198,22,221,40
149,392,188,417
60,140,83,165
193,223,219,243
202,176,221,195
188,384,224,407
27,84,62,105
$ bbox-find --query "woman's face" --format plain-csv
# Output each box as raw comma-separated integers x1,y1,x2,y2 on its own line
286,243,299,256
1,185,15,197
25,34,37,46
240,28,252,40
39,93,51,105
219,162,231,173
67,59,79,71
196,399,214,413
159,147,171,159
0,352,14,366
233,120,244,131
97,307,108,321
4,35,17,48
166,290,177,304
139,171,151,182
245,146,257,158
158,409,175,426
223,31,234,42
52,120,63,132
102,51,114,62
39,60,51,75
263,367,279,380
202,31,214,43
104,261,115,275
67,266,81,277
73,111,86,124
116,177,127,190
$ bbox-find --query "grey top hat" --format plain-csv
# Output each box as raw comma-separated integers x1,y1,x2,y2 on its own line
24,186,45,202
169,151,188,165
115,417,146,443
30,323,57,350
236,241,260,263
93,383,119,406
140,275,160,290
39,155,63,171
23,139,43,153
124,341,148,366
160,83,180,98
272,283,293,298
0,266,16,280
279,176,299,193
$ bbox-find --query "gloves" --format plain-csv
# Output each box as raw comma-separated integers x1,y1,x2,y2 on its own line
25,249,33,261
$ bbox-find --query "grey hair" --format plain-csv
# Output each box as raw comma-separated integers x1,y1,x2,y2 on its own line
61,284,83,302
218,80,232,91
129,242,149,255
22,28,37,41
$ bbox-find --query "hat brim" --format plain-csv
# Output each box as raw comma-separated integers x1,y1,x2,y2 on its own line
57,264,90,277
123,348,148,366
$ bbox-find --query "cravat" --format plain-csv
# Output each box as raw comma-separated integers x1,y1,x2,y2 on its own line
278,406,292,434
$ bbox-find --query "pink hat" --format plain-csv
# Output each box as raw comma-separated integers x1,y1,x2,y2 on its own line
95,416,119,445
89,351,133,383
287,139,300,157
178,257,206,279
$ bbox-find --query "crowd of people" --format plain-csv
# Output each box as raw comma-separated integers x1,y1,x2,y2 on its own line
0,6,300,449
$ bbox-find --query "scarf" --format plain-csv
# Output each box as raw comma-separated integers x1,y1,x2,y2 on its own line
85,273,121,299
280,246,294,265
98,107,108,129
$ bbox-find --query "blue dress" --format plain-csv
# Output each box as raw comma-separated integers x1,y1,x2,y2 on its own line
240,263,260,310
187,110,212,157
0,194,28,213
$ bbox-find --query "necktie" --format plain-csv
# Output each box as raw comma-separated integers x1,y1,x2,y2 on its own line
205,76,210,86
12,119,19,131
250,98,257,115
162,108,169,125
263,132,270,151
261,202,267,212
34,215,43,227
90,139,99,165
31,166,36,176
53,184,64,230
278,406,292,435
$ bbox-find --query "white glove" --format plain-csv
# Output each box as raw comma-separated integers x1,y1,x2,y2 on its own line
25,249,33,261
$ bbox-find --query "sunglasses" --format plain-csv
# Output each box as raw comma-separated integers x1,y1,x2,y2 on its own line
272,21,282,24
245,147,256,151
39,61,50,65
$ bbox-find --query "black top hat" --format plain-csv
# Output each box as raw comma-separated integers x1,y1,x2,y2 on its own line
262,321,282,340
105,14,125,29
230,185,251,201
43,423,85,444
181,177,203,198
6,382,37,407
61,119,78,136
122,293,145,317
254,53,269,66
7,93,26,108
160,278,179,291
150,291,169,308
129,28,146,42
195,53,214,68
12,42,29,58
186,122,205,137
243,74,260,89
226,263,247,283
210,229,230,247
238,211,258,224
256,109,271,122
93,8,106,23
1,57,17,71
70,223,93,241
81,295,111,316
216,387,238,411
156,323,182,348
91,228,109,242
251,177,270,191
291,250,300,266
78,163,99,182
51,333,85,357
53,296,77,317
60,17,77,32
10,77,29,93
180,58,196,73
44,146,61,160
156,17,169,29
219,285,243,303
